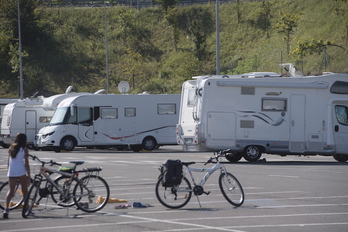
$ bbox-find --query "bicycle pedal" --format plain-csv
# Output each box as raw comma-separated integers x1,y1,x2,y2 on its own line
204,191,210,195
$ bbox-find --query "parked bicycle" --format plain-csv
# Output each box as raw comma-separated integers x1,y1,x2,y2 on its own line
22,155,110,218
155,149,245,209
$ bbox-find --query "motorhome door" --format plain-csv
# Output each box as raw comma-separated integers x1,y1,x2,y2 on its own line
289,95,306,152
333,103,348,154
25,110,37,144
77,107,94,142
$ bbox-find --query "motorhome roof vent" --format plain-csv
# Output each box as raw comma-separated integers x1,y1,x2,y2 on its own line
280,63,303,77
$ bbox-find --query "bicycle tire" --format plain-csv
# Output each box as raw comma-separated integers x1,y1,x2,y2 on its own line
51,176,80,207
73,175,110,213
0,181,23,210
218,172,244,207
155,176,192,209
0,178,33,210
22,180,40,218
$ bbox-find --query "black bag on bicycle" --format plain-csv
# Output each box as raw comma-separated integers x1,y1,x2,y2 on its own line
161,159,183,187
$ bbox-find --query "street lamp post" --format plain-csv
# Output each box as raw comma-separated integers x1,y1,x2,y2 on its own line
216,0,220,75
18,0,24,99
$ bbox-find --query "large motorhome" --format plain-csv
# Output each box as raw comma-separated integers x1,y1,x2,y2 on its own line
35,94,181,152
176,71,348,162
1,87,96,148
0,98,19,148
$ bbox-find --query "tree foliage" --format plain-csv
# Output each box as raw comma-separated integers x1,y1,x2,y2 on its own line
0,0,347,98
276,11,300,54
167,6,214,60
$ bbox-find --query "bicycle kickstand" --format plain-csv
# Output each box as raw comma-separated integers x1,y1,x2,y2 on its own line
195,195,202,208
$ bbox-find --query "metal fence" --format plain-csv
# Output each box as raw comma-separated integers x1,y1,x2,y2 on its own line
42,0,265,9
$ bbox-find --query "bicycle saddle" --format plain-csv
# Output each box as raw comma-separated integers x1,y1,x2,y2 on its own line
181,162,196,166
70,161,85,165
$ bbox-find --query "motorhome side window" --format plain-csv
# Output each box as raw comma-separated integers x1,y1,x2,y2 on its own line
78,108,92,123
67,107,77,124
330,81,348,94
335,105,348,126
262,98,287,111
39,116,52,123
187,89,195,106
125,108,136,117
158,104,176,115
101,108,118,119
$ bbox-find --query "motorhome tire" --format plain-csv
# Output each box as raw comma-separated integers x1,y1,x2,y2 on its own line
142,137,157,151
60,137,76,151
115,145,127,151
243,145,262,162
130,145,142,152
53,147,61,153
225,152,243,162
0,142,9,148
333,154,348,162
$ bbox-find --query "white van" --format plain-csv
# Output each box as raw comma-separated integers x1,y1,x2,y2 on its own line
176,71,348,162
35,94,180,152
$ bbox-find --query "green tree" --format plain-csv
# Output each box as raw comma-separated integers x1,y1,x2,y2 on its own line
170,7,214,60
155,0,178,14
276,11,300,54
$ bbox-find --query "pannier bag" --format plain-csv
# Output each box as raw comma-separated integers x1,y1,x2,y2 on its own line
162,159,183,187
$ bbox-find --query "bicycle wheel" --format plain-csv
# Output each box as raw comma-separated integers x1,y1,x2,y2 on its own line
73,175,110,213
22,180,40,218
0,178,33,210
155,176,192,209
51,176,80,207
219,172,244,207
0,181,23,210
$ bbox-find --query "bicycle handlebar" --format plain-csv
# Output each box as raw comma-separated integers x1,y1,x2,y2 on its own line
204,149,232,165
29,154,61,167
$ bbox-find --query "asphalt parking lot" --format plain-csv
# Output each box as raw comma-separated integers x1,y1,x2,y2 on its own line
0,146,347,232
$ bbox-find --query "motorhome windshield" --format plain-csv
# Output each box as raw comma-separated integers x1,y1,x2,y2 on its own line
49,107,77,125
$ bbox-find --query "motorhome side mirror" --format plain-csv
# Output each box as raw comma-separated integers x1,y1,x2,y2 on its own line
70,105,74,116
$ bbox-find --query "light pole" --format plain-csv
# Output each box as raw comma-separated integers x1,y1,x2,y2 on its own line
18,0,24,99
216,0,220,75
104,4,109,94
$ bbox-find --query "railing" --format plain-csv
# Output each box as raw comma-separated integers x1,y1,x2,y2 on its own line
41,0,265,9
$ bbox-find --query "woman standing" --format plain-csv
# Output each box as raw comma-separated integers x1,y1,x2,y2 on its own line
3,133,31,219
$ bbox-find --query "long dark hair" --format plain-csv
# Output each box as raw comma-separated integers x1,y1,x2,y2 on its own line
9,133,27,159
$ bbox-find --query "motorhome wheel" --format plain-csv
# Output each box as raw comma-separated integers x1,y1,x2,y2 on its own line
225,152,243,162
333,154,348,162
243,145,262,162
60,137,76,151
142,137,157,151
130,145,142,152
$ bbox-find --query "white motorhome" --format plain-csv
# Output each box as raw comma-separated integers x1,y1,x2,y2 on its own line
0,87,96,148
35,94,181,152
0,98,19,148
176,71,348,162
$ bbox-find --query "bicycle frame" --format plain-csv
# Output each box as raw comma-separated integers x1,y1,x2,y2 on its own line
36,166,75,197
184,156,228,188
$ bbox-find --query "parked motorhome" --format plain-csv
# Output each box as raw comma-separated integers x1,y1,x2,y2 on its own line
176,71,348,162
0,87,96,148
1,97,50,148
0,98,19,148
35,94,181,152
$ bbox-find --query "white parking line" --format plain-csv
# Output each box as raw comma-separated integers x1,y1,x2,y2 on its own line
121,214,246,232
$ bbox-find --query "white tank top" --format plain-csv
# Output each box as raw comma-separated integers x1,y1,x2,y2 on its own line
7,147,27,177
